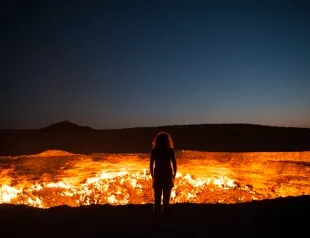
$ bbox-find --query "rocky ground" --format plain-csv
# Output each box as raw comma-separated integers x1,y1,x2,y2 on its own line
1,195,309,237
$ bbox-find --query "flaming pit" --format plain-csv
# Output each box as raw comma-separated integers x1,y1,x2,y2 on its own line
1,150,310,208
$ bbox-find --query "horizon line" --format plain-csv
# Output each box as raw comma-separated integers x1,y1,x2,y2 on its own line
1,121,310,130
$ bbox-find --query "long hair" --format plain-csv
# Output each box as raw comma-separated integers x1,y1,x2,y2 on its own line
152,131,174,149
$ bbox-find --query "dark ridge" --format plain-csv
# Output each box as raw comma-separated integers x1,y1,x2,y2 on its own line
39,120,94,133
0,195,309,237
0,123,310,155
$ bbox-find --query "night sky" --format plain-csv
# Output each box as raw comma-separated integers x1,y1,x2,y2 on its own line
1,0,310,129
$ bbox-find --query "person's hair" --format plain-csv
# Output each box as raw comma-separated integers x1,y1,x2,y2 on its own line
152,131,174,149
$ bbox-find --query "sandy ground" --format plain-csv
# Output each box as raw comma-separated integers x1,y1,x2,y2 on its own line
1,195,309,238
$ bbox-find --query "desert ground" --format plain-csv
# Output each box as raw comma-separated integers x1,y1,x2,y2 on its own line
1,123,310,237
1,150,310,238
1,195,309,237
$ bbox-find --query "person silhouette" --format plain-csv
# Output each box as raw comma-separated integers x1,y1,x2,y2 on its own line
150,131,177,223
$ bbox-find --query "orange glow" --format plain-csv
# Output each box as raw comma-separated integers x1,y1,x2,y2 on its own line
1,150,309,208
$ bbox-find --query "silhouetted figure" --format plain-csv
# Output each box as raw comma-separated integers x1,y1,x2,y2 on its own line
150,132,177,223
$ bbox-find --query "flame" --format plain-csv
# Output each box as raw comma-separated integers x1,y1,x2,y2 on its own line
0,150,309,208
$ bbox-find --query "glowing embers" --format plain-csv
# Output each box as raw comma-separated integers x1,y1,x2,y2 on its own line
2,150,309,208
0,170,262,208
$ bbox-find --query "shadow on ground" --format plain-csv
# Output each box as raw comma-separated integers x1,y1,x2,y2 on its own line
1,195,309,237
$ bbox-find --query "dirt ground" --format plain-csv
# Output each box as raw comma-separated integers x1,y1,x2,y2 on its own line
1,195,309,238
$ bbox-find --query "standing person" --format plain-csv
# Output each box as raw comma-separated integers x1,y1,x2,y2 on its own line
150,131,177,223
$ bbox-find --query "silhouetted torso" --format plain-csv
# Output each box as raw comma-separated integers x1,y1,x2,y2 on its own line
151,147,174,188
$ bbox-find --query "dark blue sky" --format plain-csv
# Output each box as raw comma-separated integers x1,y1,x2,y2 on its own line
1,0,310,129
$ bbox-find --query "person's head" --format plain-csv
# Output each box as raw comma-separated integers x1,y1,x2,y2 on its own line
152,131,174,149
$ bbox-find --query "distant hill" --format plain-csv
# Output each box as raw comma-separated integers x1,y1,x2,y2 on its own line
0,123,310,155
40,120,94,133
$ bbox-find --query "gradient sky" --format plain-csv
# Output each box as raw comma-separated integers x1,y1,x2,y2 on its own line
1,0,310,129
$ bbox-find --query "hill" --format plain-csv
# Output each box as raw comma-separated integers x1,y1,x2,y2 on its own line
40,120,94,133
0,122,310,155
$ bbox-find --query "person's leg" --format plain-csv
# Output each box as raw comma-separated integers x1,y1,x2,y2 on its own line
162,187,172,218
153,187,162,222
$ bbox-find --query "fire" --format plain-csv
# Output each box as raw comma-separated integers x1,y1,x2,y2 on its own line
0,150,310,208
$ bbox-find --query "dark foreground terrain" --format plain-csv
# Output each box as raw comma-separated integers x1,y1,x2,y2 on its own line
1,196,309,238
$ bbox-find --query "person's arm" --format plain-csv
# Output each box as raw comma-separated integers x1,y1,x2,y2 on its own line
150,149,155,178
171,149,177,178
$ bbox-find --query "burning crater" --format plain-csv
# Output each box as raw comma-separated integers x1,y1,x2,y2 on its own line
1,150,310,208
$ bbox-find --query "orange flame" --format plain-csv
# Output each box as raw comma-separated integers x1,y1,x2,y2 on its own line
1,150,309,208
